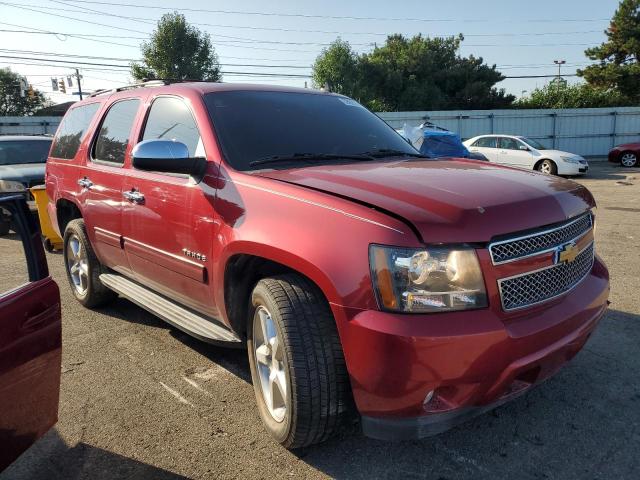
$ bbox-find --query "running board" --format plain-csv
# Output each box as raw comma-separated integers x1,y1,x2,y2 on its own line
99,273,241,344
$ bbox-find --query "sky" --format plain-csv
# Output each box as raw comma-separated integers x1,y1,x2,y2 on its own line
0,0,623,106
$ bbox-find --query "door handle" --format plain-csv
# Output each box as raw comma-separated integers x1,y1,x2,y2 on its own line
77,177,93,189
123,189,145,204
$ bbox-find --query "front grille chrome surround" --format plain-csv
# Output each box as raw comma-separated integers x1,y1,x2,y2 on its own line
498,242,595,311
489,213,593,265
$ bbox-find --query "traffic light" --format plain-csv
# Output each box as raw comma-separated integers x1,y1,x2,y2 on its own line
58,79,66,94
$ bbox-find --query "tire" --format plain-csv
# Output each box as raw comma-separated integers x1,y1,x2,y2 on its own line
247,274,351,448
63,218,116,307
0,220,9,236
620,151,637,168
537,159,557,175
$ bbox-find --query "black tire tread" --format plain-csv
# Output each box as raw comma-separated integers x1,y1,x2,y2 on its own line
253,274,350,448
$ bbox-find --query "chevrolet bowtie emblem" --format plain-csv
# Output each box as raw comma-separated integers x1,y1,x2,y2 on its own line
556,242,579,264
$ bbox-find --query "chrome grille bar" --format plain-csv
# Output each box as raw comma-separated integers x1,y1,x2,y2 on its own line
489,213,593,265
498,242,594,311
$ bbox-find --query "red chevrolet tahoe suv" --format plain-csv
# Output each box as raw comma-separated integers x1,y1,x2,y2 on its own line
46,81,609,448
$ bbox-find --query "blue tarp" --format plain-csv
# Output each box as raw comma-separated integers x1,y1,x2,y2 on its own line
417,129,470,158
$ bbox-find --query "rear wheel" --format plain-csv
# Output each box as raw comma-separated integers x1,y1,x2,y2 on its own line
620,152,637,167
537,159,557,175
247,274,351,448
63,219,115,307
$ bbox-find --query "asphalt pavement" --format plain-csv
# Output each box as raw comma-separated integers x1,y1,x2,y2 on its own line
1,161,639,479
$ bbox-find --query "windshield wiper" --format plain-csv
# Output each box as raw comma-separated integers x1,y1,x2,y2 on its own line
249,152,376,168
357,149,426,159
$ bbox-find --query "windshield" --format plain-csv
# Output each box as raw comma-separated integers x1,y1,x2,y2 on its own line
0,140,52,166
204,91,419,171
519,137,548,150
418,134,469,158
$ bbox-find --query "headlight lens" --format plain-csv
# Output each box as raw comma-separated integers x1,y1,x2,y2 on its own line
561,156,581,164
369,245,488,313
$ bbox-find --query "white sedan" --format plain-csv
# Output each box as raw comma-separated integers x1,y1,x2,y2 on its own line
463,135,588,175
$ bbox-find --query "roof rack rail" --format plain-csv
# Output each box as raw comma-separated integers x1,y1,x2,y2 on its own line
87,79,214,98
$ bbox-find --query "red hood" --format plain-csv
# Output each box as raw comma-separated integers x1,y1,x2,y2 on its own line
254,159,595,243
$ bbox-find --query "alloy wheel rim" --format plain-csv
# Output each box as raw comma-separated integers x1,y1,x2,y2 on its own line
66,234,89,295
253,305,288,423
621,153,637,167
541,162,551,173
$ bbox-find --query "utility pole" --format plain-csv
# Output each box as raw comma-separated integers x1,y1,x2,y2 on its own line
74,68,83,100
553,59,566,80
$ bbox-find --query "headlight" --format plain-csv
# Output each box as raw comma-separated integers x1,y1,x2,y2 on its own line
369,245,487,313
561,156,581,164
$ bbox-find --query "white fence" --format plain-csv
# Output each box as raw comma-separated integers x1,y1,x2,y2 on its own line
0,116,60,136
378,107,640,157
3,106,640,156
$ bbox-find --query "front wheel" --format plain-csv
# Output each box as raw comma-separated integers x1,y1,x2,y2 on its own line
620,152,637,167
247,274,351,448
537,159,557,175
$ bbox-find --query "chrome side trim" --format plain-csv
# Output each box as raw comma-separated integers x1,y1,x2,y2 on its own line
489,212,592,265
497,241,595,311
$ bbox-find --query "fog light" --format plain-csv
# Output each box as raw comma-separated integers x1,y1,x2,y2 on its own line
423,390,435,406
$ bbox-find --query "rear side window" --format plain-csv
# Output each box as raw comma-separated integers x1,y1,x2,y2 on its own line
93,99,140,165
50,103,100,159
142,97,203,157
473,137,497,148
0,140,52,166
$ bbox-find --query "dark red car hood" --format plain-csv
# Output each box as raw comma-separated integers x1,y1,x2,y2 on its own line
255,158,595,243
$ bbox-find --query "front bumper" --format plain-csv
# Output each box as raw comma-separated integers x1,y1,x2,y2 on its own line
333,257,609,440
558,162,589,175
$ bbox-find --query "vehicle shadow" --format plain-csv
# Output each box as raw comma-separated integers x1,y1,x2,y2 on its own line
1,430,187,480
92,297,251,384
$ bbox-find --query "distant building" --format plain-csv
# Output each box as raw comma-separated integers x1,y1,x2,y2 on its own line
34,101,76,117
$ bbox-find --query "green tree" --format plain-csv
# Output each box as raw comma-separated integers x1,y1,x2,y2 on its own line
578,0,640,100
312,35,514,111
131,12,221,82
312,39,360,98
515,81,631,108
0,68,49,116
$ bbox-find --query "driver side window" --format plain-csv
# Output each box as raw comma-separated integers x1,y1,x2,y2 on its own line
498,137,520,150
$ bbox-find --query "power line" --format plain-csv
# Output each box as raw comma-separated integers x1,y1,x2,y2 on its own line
0,5,322,53
0,49,315,69
0,56,312,78
59,0,610,23
0,3,603,48
0,49,596,73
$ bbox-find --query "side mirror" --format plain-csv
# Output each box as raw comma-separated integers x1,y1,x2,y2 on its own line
131,139,206,176
519,145,530,151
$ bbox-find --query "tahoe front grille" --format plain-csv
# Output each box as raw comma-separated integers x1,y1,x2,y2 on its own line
489,213,593,264
498,242,594,311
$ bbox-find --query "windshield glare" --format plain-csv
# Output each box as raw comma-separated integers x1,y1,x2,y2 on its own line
520,137,548,150
204,91,419,170
0,140,52,166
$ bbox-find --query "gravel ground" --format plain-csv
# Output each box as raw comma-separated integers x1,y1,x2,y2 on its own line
1,161,639,480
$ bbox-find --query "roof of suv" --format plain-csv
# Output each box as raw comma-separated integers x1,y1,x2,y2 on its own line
79,82,336,105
